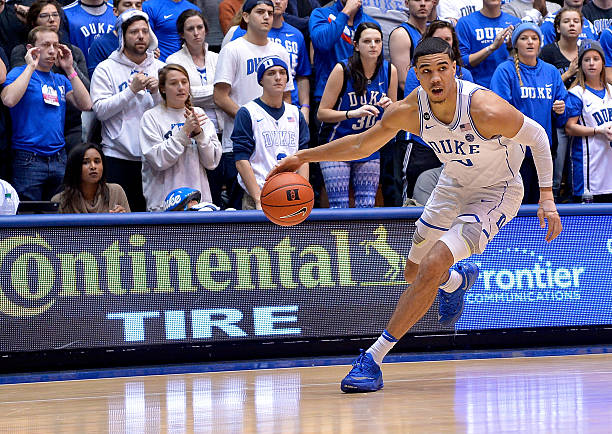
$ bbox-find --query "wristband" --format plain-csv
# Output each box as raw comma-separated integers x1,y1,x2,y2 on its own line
301,104,310,109
345,110,350,119
593,127,597,136
67,70,78,80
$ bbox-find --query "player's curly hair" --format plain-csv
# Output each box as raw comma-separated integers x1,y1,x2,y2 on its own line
158,63,193,111
412,37,455,67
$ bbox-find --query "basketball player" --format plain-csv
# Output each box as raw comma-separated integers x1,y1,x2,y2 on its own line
267,37,563,393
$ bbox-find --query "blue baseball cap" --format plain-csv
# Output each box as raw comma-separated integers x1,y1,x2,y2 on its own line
511,21,543,48
257,56,289,84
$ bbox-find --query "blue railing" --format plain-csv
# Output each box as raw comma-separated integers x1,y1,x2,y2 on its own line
0,203,611,228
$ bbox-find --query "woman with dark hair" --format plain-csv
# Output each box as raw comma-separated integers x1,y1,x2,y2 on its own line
166,9,222,136
139,64,221,211
52,143,130,213
540,7,582,200
565,40,612,203
317,22,398,208
10,0,89,151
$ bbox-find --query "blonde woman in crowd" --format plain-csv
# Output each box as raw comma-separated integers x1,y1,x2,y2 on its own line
139,64,222,211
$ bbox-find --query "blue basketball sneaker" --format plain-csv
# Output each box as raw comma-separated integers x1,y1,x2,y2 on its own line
340,349,383,393
438,262,479,327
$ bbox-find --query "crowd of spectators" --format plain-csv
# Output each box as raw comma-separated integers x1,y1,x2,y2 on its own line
0,0,611,214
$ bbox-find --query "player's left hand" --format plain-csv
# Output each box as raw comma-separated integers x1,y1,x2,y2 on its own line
57,44,74,72
552,100,565,115
537,199,562,242
267,154,303,179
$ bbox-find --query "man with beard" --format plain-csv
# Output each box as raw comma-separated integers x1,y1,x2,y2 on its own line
91,9,164,211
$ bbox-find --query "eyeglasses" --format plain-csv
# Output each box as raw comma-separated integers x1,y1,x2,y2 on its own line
39,12,60,20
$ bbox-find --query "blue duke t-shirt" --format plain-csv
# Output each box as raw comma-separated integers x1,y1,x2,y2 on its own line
143,0,200,61
63,2,115,56
5,66,72,155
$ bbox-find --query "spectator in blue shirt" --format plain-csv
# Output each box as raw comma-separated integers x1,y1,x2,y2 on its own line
0,47,9,182
11,0,89,151
309,0,378,103
455,0,520,88
63,0,115,56
1,27,92,201
143,0,200,61
490,22,568,204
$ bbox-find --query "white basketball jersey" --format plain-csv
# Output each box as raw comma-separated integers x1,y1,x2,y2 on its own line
239,101,301,191
569,84,612,195
417,79,525,188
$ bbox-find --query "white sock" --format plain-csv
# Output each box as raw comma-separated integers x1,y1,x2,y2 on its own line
366,329,398,366
440,269,462,293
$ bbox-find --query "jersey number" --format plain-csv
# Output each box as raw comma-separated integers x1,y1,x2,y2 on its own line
352,115,377,131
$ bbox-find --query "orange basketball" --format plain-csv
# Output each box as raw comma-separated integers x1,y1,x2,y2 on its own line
261,172,314,226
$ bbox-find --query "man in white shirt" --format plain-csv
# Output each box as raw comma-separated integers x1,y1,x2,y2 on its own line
212,0,293,209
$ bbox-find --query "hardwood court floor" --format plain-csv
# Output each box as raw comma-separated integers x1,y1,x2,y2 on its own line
1,353,611,433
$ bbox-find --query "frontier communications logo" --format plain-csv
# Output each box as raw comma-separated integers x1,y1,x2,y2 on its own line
467,247,585,305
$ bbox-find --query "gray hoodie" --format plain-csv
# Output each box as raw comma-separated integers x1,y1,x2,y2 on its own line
91,10,165,161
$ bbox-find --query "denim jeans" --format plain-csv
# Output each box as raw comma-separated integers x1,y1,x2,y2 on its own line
12,148,66,201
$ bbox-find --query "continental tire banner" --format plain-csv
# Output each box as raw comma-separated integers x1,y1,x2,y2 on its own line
0,213,610,352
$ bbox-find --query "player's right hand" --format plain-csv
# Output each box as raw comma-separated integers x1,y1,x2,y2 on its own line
267,154,303,179
25,47,40,68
